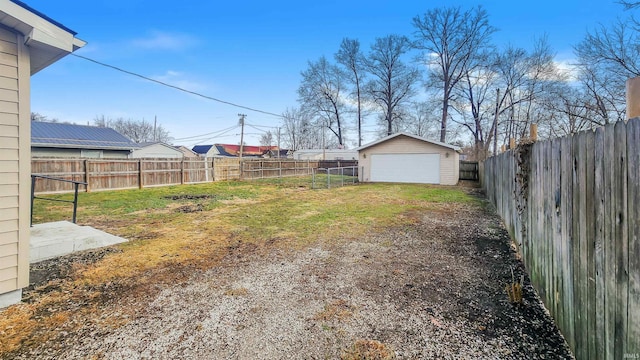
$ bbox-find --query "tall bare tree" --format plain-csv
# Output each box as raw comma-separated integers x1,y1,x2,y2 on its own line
94,116,172,143
298,56,347,146
412,5,496,142
574,18,640,124
259,131,274,147
281,107,322,150
335,38,366,147
364,34,420,136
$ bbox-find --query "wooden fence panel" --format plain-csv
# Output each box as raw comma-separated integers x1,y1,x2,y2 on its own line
482,118,640,359
140,158,182,187
32,158,349,193
626,119,640,356
613,121,628,360
87,159,139,191
32,159,86,193
593,126,606,357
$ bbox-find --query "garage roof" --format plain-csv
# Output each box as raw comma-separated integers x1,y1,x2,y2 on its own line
356,132,461,152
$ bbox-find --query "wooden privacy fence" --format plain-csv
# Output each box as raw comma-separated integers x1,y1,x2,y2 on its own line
32,158,215,193
459,160,479,181
482,118,640,360
31,158,340,193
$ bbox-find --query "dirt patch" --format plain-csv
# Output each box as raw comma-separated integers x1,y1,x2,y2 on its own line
6,193,573,359
24,247,123,302
175,204,204,213
163,194,216,201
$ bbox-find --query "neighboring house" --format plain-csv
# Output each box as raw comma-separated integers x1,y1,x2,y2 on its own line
31,122,139,159
130,142,183,158
262,149,292,159
292,149,358,161
192,144,278,158
356,132,460,185
0,0,85,307
175,145,199,158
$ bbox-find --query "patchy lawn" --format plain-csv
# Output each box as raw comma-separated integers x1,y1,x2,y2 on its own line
1,180,572,359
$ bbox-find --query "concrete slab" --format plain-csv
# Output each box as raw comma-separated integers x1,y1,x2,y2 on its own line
30,221,128,263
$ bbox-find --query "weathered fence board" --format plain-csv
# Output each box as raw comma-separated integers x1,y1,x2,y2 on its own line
482,118,640,359
627,119,640,356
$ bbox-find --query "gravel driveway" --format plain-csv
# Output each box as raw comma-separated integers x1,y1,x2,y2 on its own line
12,193,573,359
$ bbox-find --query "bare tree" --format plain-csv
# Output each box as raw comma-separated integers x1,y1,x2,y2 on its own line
413,5,496,142
402,101,441,139
364,34,420,136
618,1,640,9
573,18,640,125
94,116,172,143
259,131,274,147
298,56,347,146
335,38,367,147
281,107,322,150
31,112,60,122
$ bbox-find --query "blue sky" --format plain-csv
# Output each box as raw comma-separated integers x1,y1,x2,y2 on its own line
27,0,628,147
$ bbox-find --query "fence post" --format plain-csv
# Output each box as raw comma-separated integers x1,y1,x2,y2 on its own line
138,159,143,189
30,175,36,226
84,159,91,192
626,77,640,119
180,159,185,184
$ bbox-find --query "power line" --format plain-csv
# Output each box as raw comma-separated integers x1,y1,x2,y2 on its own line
173,124,239,141
70,53,284,118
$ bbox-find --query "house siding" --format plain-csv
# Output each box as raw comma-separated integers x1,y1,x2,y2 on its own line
358,135,459,185
0,26,29,297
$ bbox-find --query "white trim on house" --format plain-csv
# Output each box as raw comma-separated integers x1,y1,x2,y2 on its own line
356,132,461,152
0,0,86,74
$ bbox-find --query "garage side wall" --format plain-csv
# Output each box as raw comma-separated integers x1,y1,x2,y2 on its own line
358,136,459,185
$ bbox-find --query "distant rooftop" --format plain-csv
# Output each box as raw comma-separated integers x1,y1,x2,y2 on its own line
31,122,139,150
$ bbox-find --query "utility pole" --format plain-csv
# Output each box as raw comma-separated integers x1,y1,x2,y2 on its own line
277,127,281,159
322,122,326,161
238,114,246,158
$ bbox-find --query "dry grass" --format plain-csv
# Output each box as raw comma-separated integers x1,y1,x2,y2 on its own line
1,180,482,357
341,339,396,360
313,299,354,322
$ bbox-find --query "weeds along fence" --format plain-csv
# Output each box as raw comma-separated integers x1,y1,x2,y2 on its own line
31,158,346,194
481,118,640,360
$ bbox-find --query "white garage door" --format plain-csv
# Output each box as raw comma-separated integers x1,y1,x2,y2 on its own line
370,153,440,184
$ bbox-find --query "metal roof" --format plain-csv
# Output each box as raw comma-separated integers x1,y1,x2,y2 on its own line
192,145,213,154
9,0,77,35
31,122,139,150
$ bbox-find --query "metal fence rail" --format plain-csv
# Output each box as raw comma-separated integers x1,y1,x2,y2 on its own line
31,175,87,225
312,166,358,189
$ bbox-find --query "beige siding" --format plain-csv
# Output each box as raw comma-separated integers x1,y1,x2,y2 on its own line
0,230,17,246
358,135,460,185
0,278,17,293
0,26,28,296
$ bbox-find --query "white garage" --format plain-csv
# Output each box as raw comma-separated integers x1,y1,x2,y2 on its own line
357,133,460,185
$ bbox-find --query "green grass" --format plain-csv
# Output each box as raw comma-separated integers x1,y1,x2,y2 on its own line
31,181,260,224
